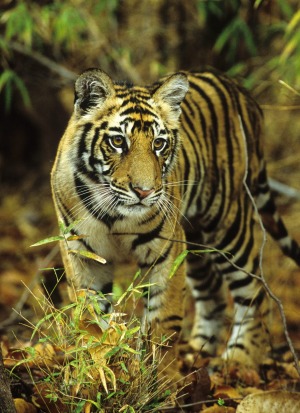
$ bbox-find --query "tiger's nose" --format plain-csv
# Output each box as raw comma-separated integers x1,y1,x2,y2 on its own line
132,186,154,199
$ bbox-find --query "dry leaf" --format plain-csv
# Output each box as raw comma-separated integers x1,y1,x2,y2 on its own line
210,371,225,387
227,364,261,387
236,390,300,413
240,387,264,397
202,405,236,413
214,384,241,401
0,270,26,306
14,398,37,413
33,342,56,364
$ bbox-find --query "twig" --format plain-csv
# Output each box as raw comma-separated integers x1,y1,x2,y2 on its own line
2,37,77,82
268,177,300,200
3,37,143,85
159,397,243,410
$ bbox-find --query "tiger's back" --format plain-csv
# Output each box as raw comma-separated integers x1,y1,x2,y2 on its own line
177,71,262,220
51,68,300,382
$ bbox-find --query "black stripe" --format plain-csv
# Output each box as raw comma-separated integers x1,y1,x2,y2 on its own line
55,193,73,228
89,127,100,169
140,207,161,225
215,201,242,250
193,274,215,291
282,239,300,265
228,343,247,352
78,123,93,159
229,274,253,291
132,219,165,249
201,169,227,233
195,295,214,302
234,289,264,307
138,242,173,268
102,282,113,295
74,173,120,228
191,333,217,344
221,231,254,272
161,315,183,323
197,75,235,195
165,128,179,175
197,127,218,216
168,325,182,333
180,107,201,183
201,304,227,321
179,146,192,203
188,79,219,144
120,105,158,118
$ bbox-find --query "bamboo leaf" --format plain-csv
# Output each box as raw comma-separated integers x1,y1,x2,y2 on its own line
169,249,216,278
68,249,107,264
31,235,65,247
168,250,189,278
286,10,300,34
66,234,88,241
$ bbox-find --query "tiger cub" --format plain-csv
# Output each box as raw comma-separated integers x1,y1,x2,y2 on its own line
51,68,300,381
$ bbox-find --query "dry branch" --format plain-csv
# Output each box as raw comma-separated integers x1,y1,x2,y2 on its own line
2,38,77,82
268,178,300,200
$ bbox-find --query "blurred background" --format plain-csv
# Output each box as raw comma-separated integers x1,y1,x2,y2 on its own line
0,0,299,348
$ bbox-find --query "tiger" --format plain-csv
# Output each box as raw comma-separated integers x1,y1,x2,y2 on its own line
51,68,300,384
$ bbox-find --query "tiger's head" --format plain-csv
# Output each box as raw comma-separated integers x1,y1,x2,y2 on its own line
70,68,189,218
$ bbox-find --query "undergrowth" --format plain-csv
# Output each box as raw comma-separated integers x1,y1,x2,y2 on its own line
11,289,178,412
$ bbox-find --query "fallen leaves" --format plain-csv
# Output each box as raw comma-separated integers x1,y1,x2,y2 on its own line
202,406,236,413
236,390,300,413
14,399,37,413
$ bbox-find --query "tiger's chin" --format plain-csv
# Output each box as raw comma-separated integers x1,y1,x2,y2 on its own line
117,203,153,217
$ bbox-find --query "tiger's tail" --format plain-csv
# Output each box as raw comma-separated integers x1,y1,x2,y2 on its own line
256,161,300,266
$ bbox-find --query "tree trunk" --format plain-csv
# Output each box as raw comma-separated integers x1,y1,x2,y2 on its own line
0,345,16,413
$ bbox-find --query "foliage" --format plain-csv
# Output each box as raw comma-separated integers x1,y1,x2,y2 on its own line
277,10,300,87
0,0,300,111
0,68,30,111
0,0,120,109
8,288,176,412
196,0,300,89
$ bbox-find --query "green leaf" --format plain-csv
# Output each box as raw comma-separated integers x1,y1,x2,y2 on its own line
4,3,34,46
11,74,31,107
0,69,31,111
30,235,64,247
68,249,106,264
126,325,140,337
169,249,216,278
59,219,85,235
168,250,189,278
66,234,88,241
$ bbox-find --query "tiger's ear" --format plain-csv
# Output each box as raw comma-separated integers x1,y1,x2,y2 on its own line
74,68,115,115
152,73,189,119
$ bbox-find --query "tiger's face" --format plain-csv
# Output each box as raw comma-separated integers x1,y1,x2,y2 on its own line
72,69,189,218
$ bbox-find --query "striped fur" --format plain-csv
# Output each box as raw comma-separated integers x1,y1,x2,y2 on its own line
51,68,300,378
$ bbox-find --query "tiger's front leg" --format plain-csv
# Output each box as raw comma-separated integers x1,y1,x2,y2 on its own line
140,235,187,387
59,239,114,314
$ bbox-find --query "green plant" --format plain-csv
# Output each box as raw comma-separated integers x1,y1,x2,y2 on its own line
0,68,30,111
10,287,177,412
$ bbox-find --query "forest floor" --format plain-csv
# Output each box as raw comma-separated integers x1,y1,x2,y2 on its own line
0,107,300,412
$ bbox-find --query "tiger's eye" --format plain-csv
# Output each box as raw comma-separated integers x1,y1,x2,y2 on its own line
110,136,124,148
153,138,166,151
